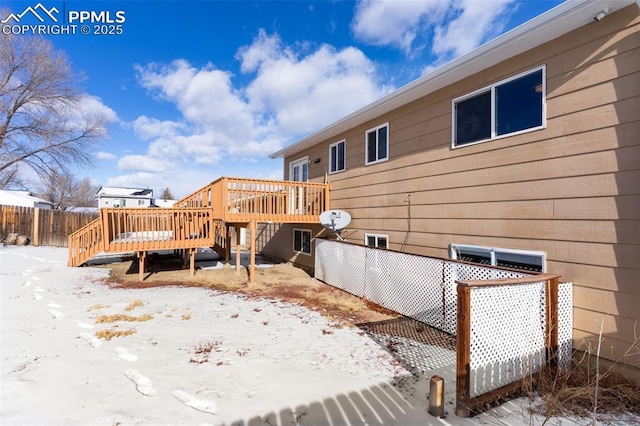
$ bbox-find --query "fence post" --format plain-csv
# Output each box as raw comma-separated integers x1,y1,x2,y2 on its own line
546,276,559,367
456,284,471,417
33,208,40,246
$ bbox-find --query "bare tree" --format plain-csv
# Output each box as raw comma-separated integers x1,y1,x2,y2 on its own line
70,177,98,207
36,169,76,209
0,26,107,187
159,187,174,200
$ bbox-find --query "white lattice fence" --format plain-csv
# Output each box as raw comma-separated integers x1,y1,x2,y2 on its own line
467,282,547,398
442,262,529,335
558,282,574,368
315,240,540,335
314,239,574,417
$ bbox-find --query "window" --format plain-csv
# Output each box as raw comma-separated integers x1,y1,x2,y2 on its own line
449,244,545,272
453,66,545,148
365,233,388,249
138,199,145,206
119,199,127,207
365,123,389,165
329,140,346,174
293,229,312,255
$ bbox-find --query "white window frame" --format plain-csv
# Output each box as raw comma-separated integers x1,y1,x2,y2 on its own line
365,122,389,166
328,139,346,174
364,233,389,249
451,65,546,149
449,243,546,272
292,228,312,255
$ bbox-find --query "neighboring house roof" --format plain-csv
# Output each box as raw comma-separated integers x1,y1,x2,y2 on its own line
0,189,54,208
65,207,99,214
152,199,177,208
96,186,154,198
270,0,637,159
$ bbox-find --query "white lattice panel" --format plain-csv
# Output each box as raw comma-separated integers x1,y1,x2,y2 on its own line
468,282,546,398
558,282,573,368
362,249,446,330
314,240,366,297
443,262,530,335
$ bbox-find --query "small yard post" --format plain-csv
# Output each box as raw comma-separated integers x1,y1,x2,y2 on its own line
546,276,559,366
456,284,471,417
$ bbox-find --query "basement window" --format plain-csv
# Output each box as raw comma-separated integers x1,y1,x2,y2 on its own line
293,228,312,255
449,244,545,272
365,233,389,249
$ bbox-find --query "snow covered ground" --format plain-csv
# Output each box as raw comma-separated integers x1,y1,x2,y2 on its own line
3,246,625,426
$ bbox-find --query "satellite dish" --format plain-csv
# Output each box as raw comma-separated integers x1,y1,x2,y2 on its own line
319,210,351,232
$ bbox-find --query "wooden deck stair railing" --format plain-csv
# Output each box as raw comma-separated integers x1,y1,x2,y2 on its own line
68,177,330,280
68,217,103,267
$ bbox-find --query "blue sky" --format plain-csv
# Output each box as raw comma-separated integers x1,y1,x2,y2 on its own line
3,0,564,198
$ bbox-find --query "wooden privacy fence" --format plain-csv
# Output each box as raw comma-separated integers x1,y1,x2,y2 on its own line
1,205,98,247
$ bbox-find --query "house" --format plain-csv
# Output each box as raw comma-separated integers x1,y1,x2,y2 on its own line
152,198,177,208
96,186,153,208
264,0,640,373
0,189,53,209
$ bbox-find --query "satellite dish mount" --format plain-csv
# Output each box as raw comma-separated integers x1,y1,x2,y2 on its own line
319,210,351,241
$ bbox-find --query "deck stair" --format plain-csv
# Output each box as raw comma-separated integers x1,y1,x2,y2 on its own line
68,177,330,281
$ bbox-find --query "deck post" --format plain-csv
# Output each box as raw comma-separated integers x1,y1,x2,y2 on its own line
138,251,146,281
235,225,241,272
225,224,232,261
249,220,256,282
546,276,560,366
189,248,196,277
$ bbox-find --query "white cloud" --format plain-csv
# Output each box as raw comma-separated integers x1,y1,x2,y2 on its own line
78,95,118,123
239,31,391,136
118,154,173,173
352,0,451,50
123,31,389,180
132,116,186,141
95,151,116,161
432,0,515,58
352,0,516,61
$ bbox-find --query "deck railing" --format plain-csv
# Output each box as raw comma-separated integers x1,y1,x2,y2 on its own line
101,207,217,252
177,177,330,223
68,217,103,267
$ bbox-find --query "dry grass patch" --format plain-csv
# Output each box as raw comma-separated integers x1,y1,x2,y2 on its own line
181,314,191,320
124,299,144,311
527,365,640,423
87,304,109,311
95,314,153,323
100,257,399,325
96,329,136,341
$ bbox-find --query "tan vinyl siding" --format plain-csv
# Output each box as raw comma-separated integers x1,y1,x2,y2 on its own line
282,5,640,367
256,223,326,270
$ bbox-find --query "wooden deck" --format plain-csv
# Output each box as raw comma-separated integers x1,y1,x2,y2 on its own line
68,177,330,281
